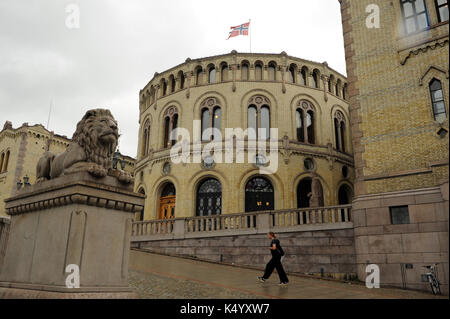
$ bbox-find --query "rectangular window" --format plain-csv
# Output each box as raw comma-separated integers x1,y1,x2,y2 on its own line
436,0,449,22
390,206,410,225
401,0,430,34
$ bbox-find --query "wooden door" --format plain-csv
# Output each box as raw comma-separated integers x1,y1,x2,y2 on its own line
158,195,176,220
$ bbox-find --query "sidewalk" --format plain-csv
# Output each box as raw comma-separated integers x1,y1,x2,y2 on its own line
128,249,445,299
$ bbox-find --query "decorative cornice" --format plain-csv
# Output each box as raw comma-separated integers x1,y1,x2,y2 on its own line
400,38,449,65
5,177,145,216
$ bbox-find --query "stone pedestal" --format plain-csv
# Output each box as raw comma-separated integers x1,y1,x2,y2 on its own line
0,172,145,298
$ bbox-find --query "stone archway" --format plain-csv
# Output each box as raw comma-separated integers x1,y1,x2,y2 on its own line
245,176,274,212
158,182,176,220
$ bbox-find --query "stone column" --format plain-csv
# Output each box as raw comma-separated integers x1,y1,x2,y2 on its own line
0,172,145,298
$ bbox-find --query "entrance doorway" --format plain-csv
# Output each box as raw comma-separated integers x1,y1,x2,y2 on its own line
338,184,353,221
158,183,176,220
245,177,274,212
297,177,324,208
196,178,222,216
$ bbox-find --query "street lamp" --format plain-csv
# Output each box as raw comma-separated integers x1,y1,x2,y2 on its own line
112,150,126,170
112,151,120,169
23,175,31,187
16,179,23,190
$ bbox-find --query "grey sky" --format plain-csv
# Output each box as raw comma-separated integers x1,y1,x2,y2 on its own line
0,0,345,157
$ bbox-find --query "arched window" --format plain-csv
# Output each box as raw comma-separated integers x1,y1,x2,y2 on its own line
163,117,170,148
296,109,304,142
301,67,308,86
195,66,203,85
170,75,176,93
148,86,155,104
247,106,257,139
312,70,320,88
435,0,449,22
142,120,151,157
340,121,346,152
2,150,9,173
159,183,176,220
201,108,210,141
208,66,216,84
336,79,342,97
328,75,335,93
161,79,167,96
296,100,316,144
196,178,222,216
0,153,4,173
288,64,296,83
248,95,271,140
241,61,249,81
338,184,353,205
338,184,353,221
334,110,346,152
213,107,221,139
220,63,228,82
334,118,341,150
306,111,315,144
172,114,178,145
400,0,429,35
245,176,274,212
178,71,185,90
429,78,447,122
200,97,222,141
255,62,263,80
261,106,270,140
268,62,276,81
162,106,179,148
343,83,348,100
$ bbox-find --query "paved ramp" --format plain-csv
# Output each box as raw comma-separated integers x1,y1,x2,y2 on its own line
128,249,443,299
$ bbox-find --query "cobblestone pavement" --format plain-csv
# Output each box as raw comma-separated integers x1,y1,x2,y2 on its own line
129,250,446,299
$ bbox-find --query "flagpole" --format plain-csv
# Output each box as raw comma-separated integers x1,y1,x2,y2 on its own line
249,19,252,53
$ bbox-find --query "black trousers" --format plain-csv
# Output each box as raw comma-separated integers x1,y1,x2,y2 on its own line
262,256,289,283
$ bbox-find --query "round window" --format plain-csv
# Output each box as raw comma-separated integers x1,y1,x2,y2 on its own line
304,158,315,171
202,155,215,169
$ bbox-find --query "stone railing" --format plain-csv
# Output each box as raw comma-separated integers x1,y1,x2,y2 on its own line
0,217,11,273
131,205,352,242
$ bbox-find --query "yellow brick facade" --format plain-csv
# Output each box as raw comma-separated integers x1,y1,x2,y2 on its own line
135,52,354,220
340,0,449,196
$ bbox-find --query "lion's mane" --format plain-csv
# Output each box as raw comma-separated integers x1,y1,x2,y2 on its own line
71,109,118,169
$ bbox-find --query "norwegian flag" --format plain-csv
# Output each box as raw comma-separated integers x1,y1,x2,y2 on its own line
227,21,250,39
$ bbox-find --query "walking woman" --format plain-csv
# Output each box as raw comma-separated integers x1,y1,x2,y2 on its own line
258,232,289,285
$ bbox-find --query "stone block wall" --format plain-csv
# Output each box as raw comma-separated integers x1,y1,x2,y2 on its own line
133,228,357,280
0,217,10,274
353,183,449,294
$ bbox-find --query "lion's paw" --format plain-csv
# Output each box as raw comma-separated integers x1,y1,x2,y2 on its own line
88,164,108,177
117,171,133,184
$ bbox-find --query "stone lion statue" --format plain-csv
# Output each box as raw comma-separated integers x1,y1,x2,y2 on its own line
36,109,133,184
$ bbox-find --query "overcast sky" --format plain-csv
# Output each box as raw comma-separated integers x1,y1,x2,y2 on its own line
0,0,345,158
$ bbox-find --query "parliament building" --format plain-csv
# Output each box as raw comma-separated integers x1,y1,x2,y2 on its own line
134,52,354,221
